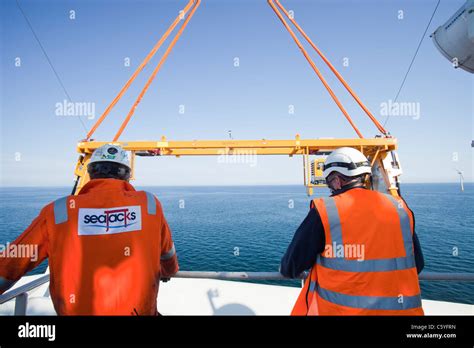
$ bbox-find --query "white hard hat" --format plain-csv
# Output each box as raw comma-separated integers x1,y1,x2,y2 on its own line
88,144,131,170
323,147,371,179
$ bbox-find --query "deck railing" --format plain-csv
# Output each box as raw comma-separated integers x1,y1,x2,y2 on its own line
1,271,473,315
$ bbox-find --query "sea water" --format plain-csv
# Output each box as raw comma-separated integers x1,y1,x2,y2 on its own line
1,184,472,304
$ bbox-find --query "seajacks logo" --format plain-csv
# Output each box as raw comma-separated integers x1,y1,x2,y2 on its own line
78,206,142,235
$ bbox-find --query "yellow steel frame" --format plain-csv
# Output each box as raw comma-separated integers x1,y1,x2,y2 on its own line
73,136,398,195
71,2,402,197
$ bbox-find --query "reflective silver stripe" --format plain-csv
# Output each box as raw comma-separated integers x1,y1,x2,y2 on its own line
317,254,415,272
53,197,68,224
384,194,414,257
161,244,176,261
322,197,342,245
319,193,416,273
0,276,17,293
316,285,422,310
145,192,156,215
309,281,317,292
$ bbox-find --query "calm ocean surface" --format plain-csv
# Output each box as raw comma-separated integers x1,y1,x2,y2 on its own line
0,184,473,304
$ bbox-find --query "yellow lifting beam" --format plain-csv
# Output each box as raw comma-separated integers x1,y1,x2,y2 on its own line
77,137,396,156
73,136,398,195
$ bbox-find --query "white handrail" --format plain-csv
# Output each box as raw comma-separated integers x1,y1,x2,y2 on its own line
1,271,473,307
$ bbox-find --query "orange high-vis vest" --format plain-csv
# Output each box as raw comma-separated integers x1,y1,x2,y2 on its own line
292,188,423,316
0,179,179,315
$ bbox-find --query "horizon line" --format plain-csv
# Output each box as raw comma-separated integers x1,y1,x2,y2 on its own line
0,182,472,188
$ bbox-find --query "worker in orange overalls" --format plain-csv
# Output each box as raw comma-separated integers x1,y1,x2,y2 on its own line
281,147,424,315
0,144,179,315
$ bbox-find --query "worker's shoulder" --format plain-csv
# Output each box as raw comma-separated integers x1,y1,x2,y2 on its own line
350,189,401,206
40,194,74,222
135,189,158,200
309,195,330,210
135,190,164,211
316,188,389,203
366,190,413,212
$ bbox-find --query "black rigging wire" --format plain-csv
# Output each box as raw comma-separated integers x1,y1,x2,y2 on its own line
383,0,442,128
15,0,89,134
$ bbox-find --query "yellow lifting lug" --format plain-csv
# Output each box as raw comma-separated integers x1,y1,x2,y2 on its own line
295,133,301,150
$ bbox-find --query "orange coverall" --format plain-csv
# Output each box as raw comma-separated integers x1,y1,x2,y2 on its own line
0,179,179,315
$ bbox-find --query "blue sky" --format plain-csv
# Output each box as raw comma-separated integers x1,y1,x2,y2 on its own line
0,0,472,186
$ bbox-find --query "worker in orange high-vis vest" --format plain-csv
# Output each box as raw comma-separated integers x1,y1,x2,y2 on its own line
281,147,424,315
0,144,179,315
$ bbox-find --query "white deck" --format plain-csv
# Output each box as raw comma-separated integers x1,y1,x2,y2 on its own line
0,274,472,315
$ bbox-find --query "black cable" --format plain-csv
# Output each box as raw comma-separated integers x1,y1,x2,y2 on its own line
383,0,441,128
71,176,80,195
15,0,89,134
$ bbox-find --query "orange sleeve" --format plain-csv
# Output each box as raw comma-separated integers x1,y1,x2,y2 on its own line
156,199,179,278
0,206,50,294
